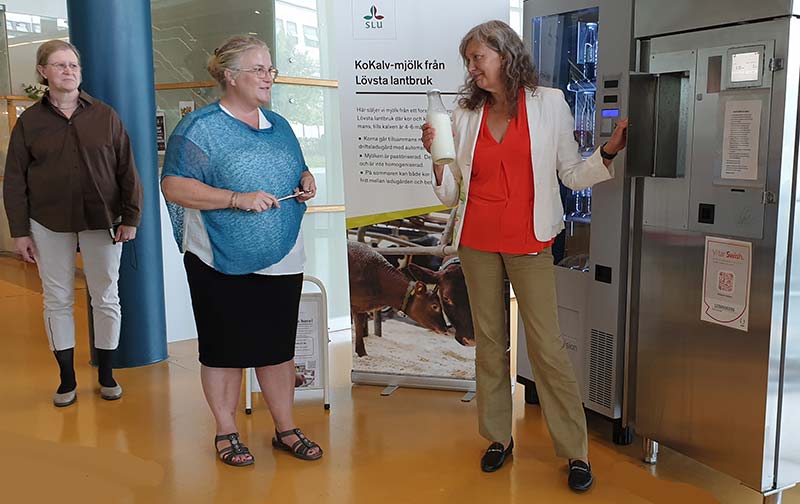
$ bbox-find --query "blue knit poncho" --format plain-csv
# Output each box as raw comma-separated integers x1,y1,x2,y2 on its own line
162,103,307,275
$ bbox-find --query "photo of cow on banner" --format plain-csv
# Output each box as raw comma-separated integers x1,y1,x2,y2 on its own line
347,210,487,382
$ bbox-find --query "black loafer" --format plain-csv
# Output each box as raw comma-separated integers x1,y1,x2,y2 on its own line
481,437,514,472
568,459,593,492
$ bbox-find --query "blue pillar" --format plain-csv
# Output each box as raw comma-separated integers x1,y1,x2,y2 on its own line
67,0,168,367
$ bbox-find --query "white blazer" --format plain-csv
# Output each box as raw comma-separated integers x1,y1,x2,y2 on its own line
432,86,615,248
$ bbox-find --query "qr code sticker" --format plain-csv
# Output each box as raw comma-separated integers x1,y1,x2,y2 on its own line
718,270,735,295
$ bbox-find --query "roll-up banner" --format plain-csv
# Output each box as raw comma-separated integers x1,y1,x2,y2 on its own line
336,0,509,390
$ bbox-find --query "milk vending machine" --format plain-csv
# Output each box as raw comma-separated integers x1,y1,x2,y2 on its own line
628,2,800,502
519,0,634,444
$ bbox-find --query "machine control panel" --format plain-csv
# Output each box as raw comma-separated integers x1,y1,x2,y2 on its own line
600,76,621,137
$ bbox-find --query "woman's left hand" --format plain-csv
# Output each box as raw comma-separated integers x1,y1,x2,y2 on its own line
297,171,316,202
115,225,137,243
604,118,628,155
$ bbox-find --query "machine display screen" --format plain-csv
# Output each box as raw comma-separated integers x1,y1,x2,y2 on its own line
602,108,620,118
731,51,760,82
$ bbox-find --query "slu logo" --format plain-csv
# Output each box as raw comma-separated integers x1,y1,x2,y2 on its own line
363,5,385,29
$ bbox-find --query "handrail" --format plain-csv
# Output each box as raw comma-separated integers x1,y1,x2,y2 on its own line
306,205,345,214
1,74,339,131
0,75,343,191
154,76,338,91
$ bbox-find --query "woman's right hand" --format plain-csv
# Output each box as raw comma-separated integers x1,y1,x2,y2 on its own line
235,191,280,212
14,237,36,263
421,122,436,154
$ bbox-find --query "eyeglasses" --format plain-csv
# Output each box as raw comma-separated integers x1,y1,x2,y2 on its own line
233,66,279,80
47,63,81,73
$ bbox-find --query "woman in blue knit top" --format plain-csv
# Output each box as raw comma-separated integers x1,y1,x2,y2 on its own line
162,35,322,466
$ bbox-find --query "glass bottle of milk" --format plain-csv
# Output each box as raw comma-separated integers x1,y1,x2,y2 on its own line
426,89,456,165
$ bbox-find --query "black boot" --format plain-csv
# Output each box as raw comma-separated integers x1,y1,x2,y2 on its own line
96,349,117,388
96,349,122,400
52,348,77,407
54,348,76,393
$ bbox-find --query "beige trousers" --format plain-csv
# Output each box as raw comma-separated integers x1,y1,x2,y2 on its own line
459,245,588,459
30,219,123,351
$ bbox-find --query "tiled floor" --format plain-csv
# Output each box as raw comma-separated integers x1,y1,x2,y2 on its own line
0,255,795,503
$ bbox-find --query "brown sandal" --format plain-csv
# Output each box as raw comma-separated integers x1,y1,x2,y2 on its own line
272,428,323,460
214,432,254,467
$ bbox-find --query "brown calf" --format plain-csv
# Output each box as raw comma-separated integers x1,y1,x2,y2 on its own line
347,241,448,357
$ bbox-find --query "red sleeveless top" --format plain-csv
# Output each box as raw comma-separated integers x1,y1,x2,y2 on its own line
460,90,554,254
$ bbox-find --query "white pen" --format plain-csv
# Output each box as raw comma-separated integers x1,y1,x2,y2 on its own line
276,190,306,202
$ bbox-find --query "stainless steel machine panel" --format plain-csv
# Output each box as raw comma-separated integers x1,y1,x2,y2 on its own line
636,228,776,490
626,71,687,178
521,0,633,426
632,18,798,493
638,51,696,237
634,0,798,39
687,42,775,240
773,15,800,493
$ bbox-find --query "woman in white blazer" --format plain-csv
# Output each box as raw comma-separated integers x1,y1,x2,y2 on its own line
422,20,627,491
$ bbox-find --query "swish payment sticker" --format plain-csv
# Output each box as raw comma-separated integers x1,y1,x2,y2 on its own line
701,237,752,331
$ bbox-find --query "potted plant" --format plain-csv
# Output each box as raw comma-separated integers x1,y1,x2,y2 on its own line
22,83,47,100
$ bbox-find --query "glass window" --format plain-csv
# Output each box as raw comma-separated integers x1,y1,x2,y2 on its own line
286,20,298,44
7,10,70,96
1,1,68,251
270,85,344,206
270,1,344,328
301,212,350,326
274,0,334,80
150,0,275,85
0,98,32,253
509,0,523,36
302,25,319,48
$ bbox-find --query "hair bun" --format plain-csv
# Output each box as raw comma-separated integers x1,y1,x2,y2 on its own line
207,35,270,90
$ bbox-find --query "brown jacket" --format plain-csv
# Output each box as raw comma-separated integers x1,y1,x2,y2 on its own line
3,91,143,238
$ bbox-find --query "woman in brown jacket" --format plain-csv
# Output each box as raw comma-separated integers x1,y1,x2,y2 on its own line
3,40,143,407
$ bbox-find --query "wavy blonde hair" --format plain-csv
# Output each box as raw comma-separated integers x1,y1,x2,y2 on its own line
458,20,538,114
207,35,270,90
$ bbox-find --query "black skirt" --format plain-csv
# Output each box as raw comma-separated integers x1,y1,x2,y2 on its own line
183,252,303,368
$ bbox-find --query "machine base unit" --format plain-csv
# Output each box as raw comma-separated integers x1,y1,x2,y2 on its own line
518,375,540,405
516,266,625,428
612,418,635,446
516,375,634,446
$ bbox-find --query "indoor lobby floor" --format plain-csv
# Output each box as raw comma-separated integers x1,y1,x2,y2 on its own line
0,255,797,504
